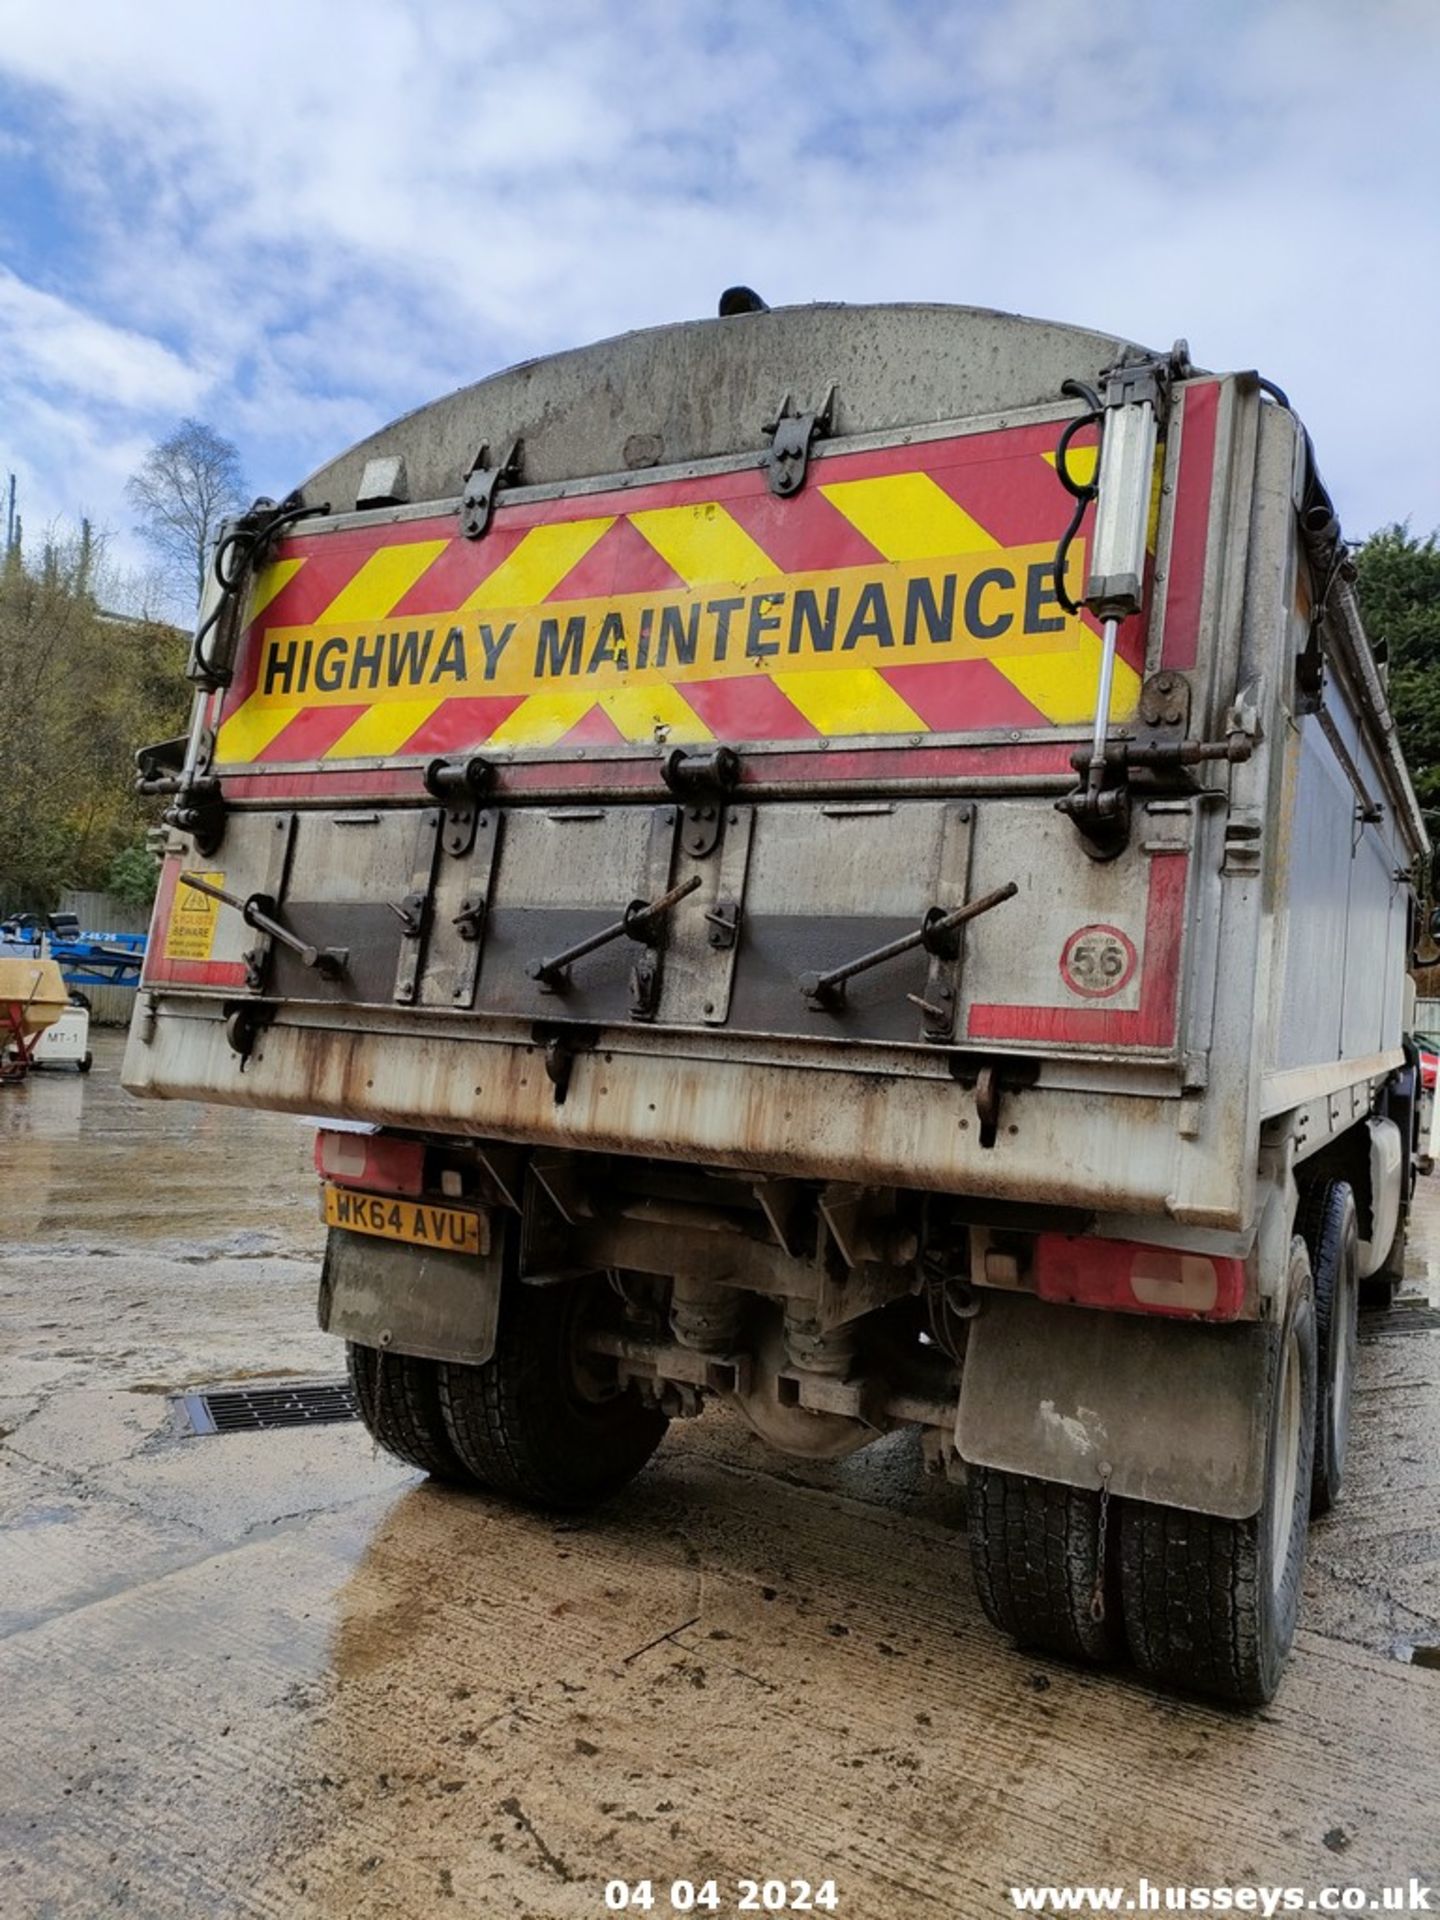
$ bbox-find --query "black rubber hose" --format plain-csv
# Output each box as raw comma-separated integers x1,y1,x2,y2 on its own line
191,495,327,682
1052,392,1103,616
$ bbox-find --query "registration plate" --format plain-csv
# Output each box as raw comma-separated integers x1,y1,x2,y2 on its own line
322,1184,485,1256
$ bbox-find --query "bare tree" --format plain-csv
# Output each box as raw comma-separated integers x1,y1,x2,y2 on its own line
126,419,248,614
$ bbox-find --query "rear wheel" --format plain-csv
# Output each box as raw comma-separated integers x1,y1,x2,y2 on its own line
969,1466,1125,1665
1118,1238,1317,1706
1298,1181,1359,1515
438,1275,668,1511
347,1341,468,1481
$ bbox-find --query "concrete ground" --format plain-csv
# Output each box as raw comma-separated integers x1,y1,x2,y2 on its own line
1,1033,1438,1920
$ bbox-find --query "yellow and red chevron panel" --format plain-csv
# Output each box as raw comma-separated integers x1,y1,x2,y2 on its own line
213,413,1198,779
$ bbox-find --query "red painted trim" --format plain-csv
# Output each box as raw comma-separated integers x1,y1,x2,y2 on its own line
255,702,369,762
394,694,527,755
556,703,627,746
813,418,1071,485
679,674,822,741
545,515,689,599
880,659,1052,733
388,521,534,618
1159,382,1220,671
966,852,1188,1049
217,737,1078,804
721,484,886,573
146,957,249,988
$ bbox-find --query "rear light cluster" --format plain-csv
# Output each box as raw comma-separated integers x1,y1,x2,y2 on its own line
315,1129,426,1195
1033,1232,1246,1321
317,1128,475,1200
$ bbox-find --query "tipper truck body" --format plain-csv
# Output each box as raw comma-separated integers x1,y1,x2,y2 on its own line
124,300,1429,1703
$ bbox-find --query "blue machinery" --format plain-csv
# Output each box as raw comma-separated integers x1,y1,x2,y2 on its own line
0,915,147,998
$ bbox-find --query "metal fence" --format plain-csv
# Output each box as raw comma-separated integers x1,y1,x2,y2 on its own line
57,889,150,1027
1416,999,1440,1034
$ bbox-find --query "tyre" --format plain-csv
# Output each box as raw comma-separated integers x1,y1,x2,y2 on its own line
1118,1238,1317,1706
969,1466,1125,1665
1297,1181,1359,1515
438,1274,667,1511
346,1341,468,1480
77,1052,94,1074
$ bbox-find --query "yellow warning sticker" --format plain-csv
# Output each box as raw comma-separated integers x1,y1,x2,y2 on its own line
165,871,224,960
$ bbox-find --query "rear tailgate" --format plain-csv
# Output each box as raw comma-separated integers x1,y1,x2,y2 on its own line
144,393,1225,1068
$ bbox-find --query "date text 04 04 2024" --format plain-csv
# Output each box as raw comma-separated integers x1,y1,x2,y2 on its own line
604,1881,841,1914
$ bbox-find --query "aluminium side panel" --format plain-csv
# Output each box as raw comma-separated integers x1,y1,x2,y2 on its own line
1266,512,1413,1089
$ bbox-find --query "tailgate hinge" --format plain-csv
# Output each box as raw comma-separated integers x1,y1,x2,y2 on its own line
662,745,740,857
460,438,523,539
762,388,835,498
425,755,494,856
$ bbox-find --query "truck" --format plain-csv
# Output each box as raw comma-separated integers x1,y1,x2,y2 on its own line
124,294,1429,1706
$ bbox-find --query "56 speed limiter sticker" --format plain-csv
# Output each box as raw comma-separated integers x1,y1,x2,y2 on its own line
1059,923,1138,999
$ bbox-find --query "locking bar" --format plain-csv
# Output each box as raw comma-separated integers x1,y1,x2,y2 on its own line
176,872,348,981
451,808,503,1010
800,882,1017,1012
528,874,702,993
1067,735,1254,778
391,808,444,1004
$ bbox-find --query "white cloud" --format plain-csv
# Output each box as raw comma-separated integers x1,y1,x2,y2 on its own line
0,268,206,410
0,0,1437,547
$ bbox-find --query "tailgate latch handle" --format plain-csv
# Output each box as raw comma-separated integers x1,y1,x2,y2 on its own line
528,875,702,992
799,882,1017,1013
387,892,429,939
176,873,349,982
460,438,523,540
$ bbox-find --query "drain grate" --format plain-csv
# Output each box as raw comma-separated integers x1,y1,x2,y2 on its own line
178,1379,359,1436
1360,1306,1440,1341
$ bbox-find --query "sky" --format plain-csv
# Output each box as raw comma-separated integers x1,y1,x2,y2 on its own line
1,0,1437,612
